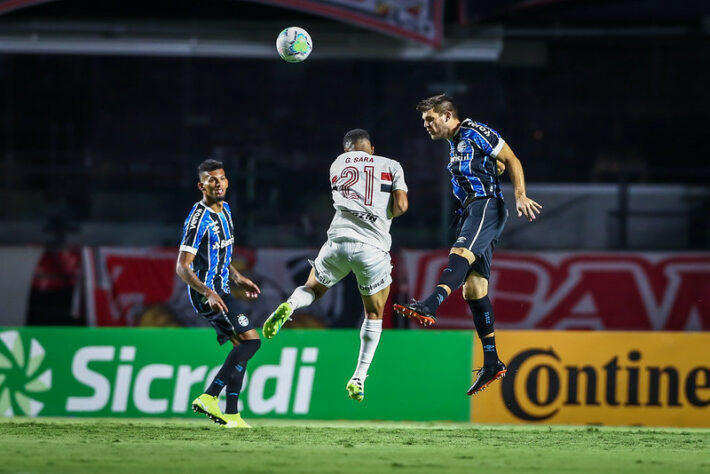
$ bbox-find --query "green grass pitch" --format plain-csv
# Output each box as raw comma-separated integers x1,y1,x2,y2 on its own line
2,418,709,473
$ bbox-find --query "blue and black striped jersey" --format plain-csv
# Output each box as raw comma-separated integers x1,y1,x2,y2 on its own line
179,201,235,295
446,119,506,204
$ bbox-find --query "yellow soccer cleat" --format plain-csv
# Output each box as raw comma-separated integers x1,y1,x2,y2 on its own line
191,393,226,425
263,302,293,339
346,377,365,402
221,413,251,429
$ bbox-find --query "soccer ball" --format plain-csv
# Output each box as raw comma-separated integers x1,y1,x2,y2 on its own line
276,26,313,63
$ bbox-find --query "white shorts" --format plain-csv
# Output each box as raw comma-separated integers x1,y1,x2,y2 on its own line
311,240,392,295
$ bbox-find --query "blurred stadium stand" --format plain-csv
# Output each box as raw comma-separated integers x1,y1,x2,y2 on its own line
1,1,708,250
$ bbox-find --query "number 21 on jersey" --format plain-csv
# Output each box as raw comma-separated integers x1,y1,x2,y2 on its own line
336,165,374,206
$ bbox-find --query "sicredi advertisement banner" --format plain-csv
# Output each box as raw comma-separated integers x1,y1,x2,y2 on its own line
0,328,471,421
472,331,710,427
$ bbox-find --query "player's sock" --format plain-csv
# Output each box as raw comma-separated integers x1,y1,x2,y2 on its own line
205,339,261,398
421,287,449,313
225,363,246,414
287,285,316,311
353,318,383,380
422,254,470,311
481,335,499,367
468,296,499,366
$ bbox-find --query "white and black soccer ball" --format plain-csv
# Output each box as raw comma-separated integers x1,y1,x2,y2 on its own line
276,26,313,63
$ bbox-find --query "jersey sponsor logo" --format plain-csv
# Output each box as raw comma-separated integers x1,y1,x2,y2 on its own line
344,209,378,224
212,236,234,250
449,151,471,163
472,122,492,136
237,315,249,327
189,208,204,230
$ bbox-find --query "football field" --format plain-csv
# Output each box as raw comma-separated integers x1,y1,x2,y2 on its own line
2,418,709,473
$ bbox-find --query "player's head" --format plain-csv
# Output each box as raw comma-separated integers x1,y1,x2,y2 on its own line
416,94,459,140
197,159,228,202
343,129,374,154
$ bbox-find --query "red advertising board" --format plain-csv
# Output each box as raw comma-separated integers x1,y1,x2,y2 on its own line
399,251,710,331
82,247,709,330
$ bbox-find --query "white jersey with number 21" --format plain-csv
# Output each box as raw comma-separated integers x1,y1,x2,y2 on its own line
326,151,408,252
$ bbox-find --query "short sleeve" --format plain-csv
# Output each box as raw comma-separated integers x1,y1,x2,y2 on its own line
466,122,506,158
180,206,208,255
391,161,408,193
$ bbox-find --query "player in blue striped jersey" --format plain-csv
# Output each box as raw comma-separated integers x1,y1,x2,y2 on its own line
176,159,261,428
394,95,541,396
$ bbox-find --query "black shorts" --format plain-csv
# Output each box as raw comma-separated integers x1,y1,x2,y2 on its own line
452,197,508,280
190,290,255,345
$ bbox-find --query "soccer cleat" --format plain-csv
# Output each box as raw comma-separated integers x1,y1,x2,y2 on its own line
263,302,293,339
346,377,365,402
191,394,226,425
393,301,437,326
221,413,251,429
467,360,507,396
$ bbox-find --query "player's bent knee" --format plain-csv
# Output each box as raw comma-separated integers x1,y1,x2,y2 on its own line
450,247,476,265
463,277,488,300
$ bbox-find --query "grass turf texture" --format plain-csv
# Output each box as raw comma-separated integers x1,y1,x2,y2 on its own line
2,418,709,473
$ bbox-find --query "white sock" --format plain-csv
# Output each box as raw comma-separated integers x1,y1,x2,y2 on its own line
286,286,316,311
353,318,383,380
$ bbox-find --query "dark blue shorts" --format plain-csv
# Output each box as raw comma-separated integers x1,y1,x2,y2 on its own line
190,290,255,344
452,197,508,280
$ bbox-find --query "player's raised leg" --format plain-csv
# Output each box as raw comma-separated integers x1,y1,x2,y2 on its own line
347,285,388,402
263,268,328,339
463,272,506,395
394,247,475,326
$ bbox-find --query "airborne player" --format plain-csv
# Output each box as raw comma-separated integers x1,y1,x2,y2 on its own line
263,129,408,402
395,95,541,396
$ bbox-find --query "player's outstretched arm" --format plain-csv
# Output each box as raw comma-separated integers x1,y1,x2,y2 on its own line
390,189,409,218
176,251,228,313
496,143,542,222
229,264,260,300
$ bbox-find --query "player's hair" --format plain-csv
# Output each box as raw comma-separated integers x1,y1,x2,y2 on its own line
416,94,458,117
197,159,224,178
342,129,371,150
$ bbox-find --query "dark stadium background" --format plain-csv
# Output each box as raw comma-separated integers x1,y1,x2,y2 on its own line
0,0,708,328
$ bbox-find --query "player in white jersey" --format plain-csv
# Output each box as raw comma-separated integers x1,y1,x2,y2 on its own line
263,129,408,402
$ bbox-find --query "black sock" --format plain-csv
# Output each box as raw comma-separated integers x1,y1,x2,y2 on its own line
481,335,499,367
421,287,449,312
206,339,261,398
422,254,470,311
225,362,247,414
468,296,499,366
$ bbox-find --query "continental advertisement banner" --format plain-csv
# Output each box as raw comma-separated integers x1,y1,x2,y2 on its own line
0,327,471,421
472,331,710,427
